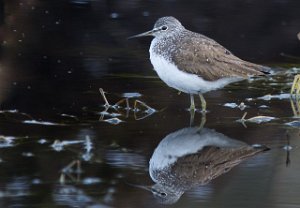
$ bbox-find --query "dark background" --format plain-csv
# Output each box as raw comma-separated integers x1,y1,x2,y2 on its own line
0,1,300,208
1,0,300,66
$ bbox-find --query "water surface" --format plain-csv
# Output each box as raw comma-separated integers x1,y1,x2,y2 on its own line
1,1,300,207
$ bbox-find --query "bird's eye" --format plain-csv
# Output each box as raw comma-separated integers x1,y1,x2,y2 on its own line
160,192,167,197
161,26,168,31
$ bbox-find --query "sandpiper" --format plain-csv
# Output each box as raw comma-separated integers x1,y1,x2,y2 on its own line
129,16,268,112
149,127,269,204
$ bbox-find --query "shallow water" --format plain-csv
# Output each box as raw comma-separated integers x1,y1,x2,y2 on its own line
1,1,300,208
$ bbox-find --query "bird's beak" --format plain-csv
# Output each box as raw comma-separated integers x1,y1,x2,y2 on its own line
128,29,155,39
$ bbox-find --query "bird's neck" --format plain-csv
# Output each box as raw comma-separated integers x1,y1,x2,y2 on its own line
150,32,183,61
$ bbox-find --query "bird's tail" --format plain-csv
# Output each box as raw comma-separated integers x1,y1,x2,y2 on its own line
241,61,274,76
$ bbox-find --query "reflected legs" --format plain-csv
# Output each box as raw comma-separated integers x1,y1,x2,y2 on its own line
199,93,206,112
189,94,195,111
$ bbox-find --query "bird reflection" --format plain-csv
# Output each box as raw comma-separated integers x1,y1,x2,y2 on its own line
148,126,269,204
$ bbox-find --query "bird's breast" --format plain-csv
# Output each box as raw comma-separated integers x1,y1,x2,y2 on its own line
149,40,244,94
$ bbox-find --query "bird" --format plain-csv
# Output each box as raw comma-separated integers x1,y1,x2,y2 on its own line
148,127,269,204
129,16,268,112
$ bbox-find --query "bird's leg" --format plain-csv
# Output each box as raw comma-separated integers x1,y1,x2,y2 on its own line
199,93,207,112
196,113,206,133
199,112,206,129
189,94,195,111
189,109,195,126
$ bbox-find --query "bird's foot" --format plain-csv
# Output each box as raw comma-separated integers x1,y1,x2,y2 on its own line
199,109,208,114
189,105,196,112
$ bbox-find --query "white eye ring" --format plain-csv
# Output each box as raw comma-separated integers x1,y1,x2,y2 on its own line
161,26,168,31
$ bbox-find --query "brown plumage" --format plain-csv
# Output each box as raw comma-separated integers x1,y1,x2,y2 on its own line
130,16,269,111
149,127,269,204
170,145,267,185
171,32,265,81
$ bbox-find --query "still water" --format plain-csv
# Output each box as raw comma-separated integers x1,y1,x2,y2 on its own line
1,0,300,208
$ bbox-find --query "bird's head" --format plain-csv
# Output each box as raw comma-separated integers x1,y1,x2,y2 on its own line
128,16,184,39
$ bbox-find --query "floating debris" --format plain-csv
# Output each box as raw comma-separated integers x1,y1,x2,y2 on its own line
98,111,121,118
245,116,276,124
145,107,156,114
114,92,142,110
298,32,300,41
38,138,48,144
134,100,156,120
61,160,82,174
60,114,78,120
291,74,300,96
114,98,131,110
51,140,84,152
82,177,102,185
31,179,42,185
290,97,300,117
237,112,276,127
223,102,247,110
99,111,110,116
22,152,34,157
238,102,246,110
99,88,156,121
0,109,18,114
81,151,93,161
82,136,93,161
252,144,266,148
122,92,142,98
23,120,64,126
99,88,110,108
283,145,293,151
285,67,300,75
0,136,16,148
103,118,123,125
256,93,290,101
109,141,120,148
285,120,300,127
259,105,269,108
110,112,122,117
83,136,93,153
0,110,34,120
223,103,238,108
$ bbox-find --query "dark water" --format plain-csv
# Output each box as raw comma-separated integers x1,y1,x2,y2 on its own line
1,1,300,207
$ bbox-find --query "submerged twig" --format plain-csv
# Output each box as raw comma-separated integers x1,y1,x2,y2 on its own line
290,74,300,97
60,160,82,184
134,99,156,120
98,89,156,121
290,97,300,117
114,98,130,110
241,112,248,120
238,112,248,128
99,88,110,107
189,109,195,127
237,112,276,128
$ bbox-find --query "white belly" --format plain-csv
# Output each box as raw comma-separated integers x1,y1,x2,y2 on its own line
149,52,242,94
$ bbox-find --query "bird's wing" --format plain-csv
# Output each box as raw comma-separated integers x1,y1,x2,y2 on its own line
171,33,265,81
171,145,268,185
